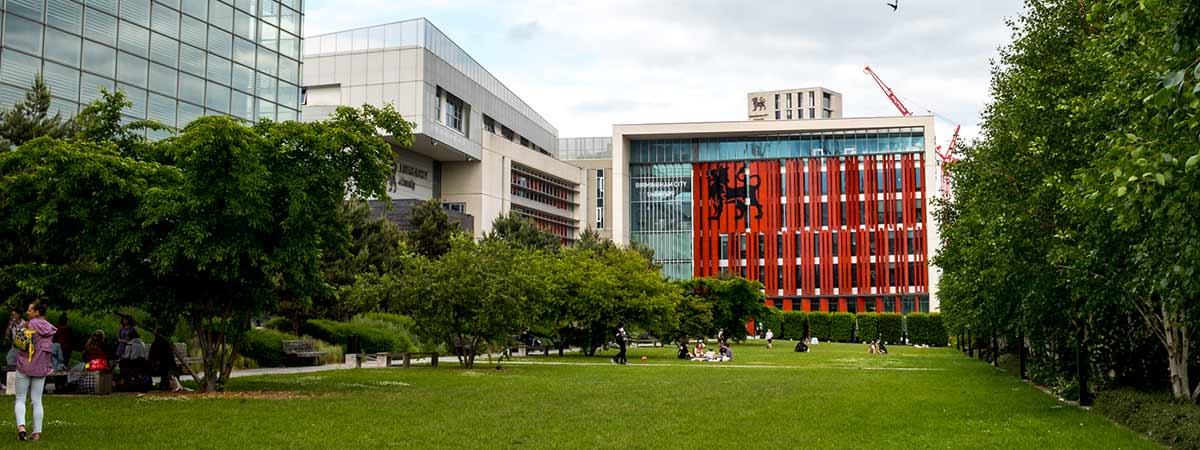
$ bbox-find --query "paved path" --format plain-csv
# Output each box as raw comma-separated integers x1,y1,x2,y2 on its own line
500,360,945,371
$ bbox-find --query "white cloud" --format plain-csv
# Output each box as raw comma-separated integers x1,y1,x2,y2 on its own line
303,0,1025,146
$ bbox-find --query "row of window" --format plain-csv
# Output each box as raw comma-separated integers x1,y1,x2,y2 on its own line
511,204,576,241
720,260,922,291
763,296,930,314
776,108,832,120
483,113,551,156
718,229,924,260
630,130,926,164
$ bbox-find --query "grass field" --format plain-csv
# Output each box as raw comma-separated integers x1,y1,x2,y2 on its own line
3,341,1157,449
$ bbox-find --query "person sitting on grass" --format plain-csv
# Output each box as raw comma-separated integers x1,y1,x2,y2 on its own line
718,343,733,361
691,341,706,359
794,340,809,353
876,340,889,355
676,343,690,360
867,340,877,354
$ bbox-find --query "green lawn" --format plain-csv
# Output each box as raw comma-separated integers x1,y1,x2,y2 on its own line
4,341,1157,449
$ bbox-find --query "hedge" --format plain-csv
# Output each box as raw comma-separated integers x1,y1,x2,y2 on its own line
780,311,808,340
808,312,832,341
878,313,903,344
241,328,296,367
856,313,879,342
301,319,413,353
906,313,949,346
829,313,855,342
1094,389,1200,450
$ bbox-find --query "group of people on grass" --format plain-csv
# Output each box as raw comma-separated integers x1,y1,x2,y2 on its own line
866,339,889,355
3,300,189,442
672,329,735,362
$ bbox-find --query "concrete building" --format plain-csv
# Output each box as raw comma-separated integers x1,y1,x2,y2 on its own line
747,88,842,121
301,19,587,242
0,0,304,138
558,137,613,240
611,116,941,313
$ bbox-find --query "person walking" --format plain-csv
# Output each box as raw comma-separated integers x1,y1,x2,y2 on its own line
611,322,629,365
13,300,56,441
765,329,774,349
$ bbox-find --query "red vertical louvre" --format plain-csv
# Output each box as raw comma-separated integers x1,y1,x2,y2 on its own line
694,162,705,278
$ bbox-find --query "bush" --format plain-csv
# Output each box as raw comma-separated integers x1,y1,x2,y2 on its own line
241,328,294,367
906,313,949,346
780,312,808,340
263,316,291,332
856,313,879,342
355,312,416,330
808,312,832,341
301,319,413,353
878,313,903,344
829,313,855,342
1094,389,1200,450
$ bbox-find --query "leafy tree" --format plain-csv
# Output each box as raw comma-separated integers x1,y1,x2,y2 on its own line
0,76,73,149
278,200,408,334
405,198,461,258
485,211,561,252
399,236,550,368
677,276,767,343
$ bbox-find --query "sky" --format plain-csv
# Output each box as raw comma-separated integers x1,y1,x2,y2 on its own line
303,1,1028,145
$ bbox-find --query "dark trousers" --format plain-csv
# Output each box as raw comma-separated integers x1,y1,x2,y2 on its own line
614,344,627,364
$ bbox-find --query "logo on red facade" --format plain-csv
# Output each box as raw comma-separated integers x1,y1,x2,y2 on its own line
705,163,762,227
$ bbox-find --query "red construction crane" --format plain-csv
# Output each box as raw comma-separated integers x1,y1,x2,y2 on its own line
863,66,961,199
863,66,912,117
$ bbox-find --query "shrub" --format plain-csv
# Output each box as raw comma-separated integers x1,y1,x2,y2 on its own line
301,319,413,353
878,313,903,344
829,313,855,342
1094,389,1200,450
241,328,294,367
263,316,291,332
780,312,808,340
856,313,879,342
355,312,416,330
808,312,832,341
906,313,949,346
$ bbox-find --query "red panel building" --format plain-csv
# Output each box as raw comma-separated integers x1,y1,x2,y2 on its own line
615,117,939,315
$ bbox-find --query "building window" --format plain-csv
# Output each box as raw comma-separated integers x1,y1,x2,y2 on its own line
774,94,780,109
831,233,838,257
775,110,781,120
810,92,816,107
786,110,792,120
501,126,515,141
809,108,816,119
437,86,467,134
823,109,832,118
823,92,831,109
776,233,783,258
443,202,465,213
786,93,792,109
739,234,747,260
719,234,729,260
483,114,495,133
757,233,765,259
595,169,605,229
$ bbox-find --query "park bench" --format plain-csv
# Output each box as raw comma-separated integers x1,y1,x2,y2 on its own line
508,336,550,356
4,367,112,395
282,340,327,366
174,343,202,366
632,336,663,348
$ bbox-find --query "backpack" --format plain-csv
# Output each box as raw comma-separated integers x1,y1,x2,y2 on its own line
12,325,34,354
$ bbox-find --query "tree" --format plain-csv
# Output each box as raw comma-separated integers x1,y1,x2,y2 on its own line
278,200,408,334
135,106,407,391
677,276,767,343
405,198,461,258
399,236,550,368
485,211,562,252
0,76,73,149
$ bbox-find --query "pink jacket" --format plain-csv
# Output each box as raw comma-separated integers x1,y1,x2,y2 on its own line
16,317,57,377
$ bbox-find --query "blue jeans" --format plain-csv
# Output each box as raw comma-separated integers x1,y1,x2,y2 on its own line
14,372,46,433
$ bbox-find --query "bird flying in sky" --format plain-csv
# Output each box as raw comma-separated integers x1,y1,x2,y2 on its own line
887,0,899,11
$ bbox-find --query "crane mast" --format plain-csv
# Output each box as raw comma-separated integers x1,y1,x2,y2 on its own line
863,66,960,199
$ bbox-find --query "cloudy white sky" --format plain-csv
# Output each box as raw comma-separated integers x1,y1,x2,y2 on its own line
304,1,1027,145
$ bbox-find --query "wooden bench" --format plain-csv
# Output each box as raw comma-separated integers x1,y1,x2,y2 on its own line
5,368,112,395
282,340,327,366
508,337,551,356
174,343,202,366
632,337,663,348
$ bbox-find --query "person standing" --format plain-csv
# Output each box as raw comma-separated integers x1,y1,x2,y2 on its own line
13,300,56,441
115,315,136,361
765,329,774,349
611,322,628,365
51,314,71,365
3,308,25,392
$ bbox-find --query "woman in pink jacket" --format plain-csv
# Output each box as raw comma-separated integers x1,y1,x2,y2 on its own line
13,301,56,441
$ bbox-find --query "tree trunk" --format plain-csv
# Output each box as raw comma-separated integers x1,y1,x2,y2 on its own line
967,330,974,358
1162,307,1191,401
991,331,999,367
1076,325,1090,407
1019,332,1027,380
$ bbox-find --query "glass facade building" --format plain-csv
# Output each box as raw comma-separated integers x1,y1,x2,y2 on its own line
627,125,934,313
0,0,303,137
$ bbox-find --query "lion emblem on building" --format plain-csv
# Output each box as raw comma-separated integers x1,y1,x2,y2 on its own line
751,96,767,111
